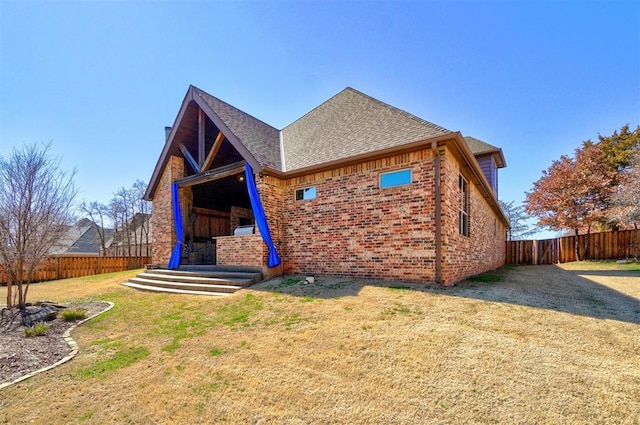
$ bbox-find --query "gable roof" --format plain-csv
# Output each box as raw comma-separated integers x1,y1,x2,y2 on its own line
145,85,506,217
193,86,281,170
49,219,112,255
281,88,451,171
144,86,281,200
464,136,507,168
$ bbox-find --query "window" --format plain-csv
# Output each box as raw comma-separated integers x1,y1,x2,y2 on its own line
380,169,412,189
295,186,316,201
459,175,470,236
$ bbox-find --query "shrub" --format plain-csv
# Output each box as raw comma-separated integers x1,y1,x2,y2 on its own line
24,322,47,337
62,309,87,321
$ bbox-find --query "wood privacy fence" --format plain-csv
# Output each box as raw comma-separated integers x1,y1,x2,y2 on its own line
0,256,151,285
506,229,638,265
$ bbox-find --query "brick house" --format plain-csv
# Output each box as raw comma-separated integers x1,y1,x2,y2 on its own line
144,85,508,285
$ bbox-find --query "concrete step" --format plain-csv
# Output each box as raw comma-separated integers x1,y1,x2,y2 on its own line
135,272,255,287
122,281,233,297
122,266,263,297
146,269,262,284
128,277,243,293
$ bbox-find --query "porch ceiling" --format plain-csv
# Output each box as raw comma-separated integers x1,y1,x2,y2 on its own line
191,175,251,212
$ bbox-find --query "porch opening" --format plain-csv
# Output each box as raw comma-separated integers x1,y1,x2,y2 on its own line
180,171,255,265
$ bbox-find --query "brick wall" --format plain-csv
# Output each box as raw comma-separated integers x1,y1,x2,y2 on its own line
255,174,285,274
217,234,266,267
150,147,505,283
280,149,438,282
150,155,185,265
440,149,506,284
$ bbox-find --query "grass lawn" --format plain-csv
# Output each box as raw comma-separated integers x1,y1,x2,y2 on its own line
0,262,638,424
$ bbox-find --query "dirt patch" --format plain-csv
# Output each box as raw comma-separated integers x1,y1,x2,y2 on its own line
0,301,111,385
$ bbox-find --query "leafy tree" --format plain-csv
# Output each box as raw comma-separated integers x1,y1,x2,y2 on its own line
587,124,640,230
525,143,616,260
499,200,537,240
0,143,77,313
609,144,640,259
596,124,640,172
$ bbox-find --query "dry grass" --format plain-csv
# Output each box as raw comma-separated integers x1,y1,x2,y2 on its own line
0,264,638,424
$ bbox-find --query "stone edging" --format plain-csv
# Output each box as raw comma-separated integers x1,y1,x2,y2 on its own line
0,301,115,390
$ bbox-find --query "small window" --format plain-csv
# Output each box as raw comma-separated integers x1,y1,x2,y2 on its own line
459,175,470,236
380,169,412,189
295,186,316,201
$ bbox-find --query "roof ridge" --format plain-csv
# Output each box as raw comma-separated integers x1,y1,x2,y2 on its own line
283,87,451,134
191,85,280,132
344,87,452,134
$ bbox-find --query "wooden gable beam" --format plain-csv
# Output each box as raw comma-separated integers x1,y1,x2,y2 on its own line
179,143,199,172
200,131,225,172
176,160,245,187
198,108,205,167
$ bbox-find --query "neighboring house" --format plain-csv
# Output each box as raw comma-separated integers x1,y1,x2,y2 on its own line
145,85,508,285
49,218,113,256
103,213,152,257
50,215,151,257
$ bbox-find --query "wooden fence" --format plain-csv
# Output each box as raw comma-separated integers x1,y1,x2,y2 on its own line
0,255,151,285
506,229,638,265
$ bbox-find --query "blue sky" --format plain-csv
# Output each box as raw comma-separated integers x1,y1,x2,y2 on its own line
1,0,639,238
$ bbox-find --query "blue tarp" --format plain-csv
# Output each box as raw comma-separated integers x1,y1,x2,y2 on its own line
245,164,281,268
167,183,183,269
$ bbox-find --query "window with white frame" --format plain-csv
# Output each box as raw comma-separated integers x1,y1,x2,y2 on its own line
459,175,470,236
295,186,317,201
379,168,412,189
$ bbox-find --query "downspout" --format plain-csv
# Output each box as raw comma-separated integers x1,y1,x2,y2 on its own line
432,141,442,285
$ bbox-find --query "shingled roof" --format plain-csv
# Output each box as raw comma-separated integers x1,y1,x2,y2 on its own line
464,136,507,168
193,86,281,170
146,85,506,202
281,88,451,171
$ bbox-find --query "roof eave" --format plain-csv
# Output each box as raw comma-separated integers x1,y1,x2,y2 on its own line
262,133,457,179
263,131,509,227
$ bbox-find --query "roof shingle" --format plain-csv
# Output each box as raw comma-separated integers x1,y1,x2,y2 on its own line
281,87,451,171
194,86,282,170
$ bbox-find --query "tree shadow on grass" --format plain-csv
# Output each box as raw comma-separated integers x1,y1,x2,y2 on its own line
251,265,640,325
432,265,640,325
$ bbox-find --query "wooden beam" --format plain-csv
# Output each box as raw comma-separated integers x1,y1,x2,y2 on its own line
200,131,225,172
179,144,199,172
176,161,246,187
198,108,205,167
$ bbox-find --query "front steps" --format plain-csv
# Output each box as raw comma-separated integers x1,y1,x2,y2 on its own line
122,265,263,296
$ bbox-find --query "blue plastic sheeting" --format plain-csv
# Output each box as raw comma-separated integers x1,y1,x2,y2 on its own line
245,164,281,268
167,183,183,270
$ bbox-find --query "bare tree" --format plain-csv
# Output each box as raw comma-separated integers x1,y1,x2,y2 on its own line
0,143,77,313
108,195,126,256
132,180,151,256
79,200,110,255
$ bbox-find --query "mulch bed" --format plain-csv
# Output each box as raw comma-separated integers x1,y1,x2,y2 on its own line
0,301,111,385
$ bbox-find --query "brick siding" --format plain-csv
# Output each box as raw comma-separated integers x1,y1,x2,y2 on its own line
150,147,505,284
280,149,439,283
150,155,184,265
440,149,506,284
